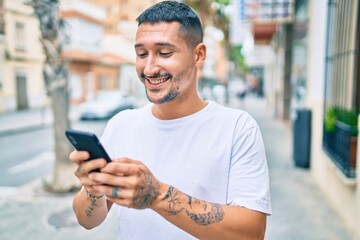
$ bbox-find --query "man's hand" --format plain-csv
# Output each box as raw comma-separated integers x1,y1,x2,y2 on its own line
89,158,164,209
69,150,108,196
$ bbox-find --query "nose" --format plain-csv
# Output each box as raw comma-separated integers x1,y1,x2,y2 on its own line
143,55,160,77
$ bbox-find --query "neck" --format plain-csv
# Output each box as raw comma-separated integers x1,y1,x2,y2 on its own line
151,95,208,120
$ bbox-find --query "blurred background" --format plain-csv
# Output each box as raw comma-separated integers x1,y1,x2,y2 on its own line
0,0,359,239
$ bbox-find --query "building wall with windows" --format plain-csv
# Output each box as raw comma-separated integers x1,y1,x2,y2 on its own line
307,0,360,237
0,0,45,111
60,0,125,104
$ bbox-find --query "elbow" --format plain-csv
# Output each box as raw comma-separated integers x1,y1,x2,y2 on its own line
251,218,266,240
79,222,96,230
75,213,105,230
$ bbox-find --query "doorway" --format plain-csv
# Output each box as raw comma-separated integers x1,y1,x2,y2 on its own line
15,71,28,110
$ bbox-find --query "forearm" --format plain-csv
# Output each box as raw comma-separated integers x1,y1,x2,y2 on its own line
152,184,267,240
73,188,112,229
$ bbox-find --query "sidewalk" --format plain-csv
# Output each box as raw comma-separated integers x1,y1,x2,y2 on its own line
237,97,358,240
0,107,53,136
0,106,83,136
0,97,358,239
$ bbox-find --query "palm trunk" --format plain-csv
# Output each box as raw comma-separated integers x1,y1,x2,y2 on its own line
28,0,80,193
48,72,78,192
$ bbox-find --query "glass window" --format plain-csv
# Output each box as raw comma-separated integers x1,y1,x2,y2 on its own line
15,22,26,51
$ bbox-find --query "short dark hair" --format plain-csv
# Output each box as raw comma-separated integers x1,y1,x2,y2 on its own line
136,1,203,48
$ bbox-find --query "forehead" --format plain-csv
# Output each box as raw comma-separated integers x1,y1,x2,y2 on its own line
135,22,184,45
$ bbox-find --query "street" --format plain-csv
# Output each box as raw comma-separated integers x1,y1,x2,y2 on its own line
0,119,107,187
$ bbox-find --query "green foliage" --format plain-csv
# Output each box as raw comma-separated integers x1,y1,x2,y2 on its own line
324,106,359,135
324,107,337,133
229,45,249,74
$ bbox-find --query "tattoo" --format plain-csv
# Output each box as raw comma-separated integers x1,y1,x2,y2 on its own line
187,195,193,208
185,204,224,225
165,187,183,215
77,166,82,173
85,197,98,217
163,186,175,200
132,173,160,208
112,187,121,198
162,186,225,225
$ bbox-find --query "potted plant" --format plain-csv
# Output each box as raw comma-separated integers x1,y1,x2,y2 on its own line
323,106,359,178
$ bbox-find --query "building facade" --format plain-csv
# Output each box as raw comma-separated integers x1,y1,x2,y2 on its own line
307,0,360,237
0,0,45,111
230,0,360,237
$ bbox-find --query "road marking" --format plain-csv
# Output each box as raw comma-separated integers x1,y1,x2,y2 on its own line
7,151,55,174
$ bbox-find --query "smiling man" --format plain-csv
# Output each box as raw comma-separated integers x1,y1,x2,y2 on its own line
69,1,271,239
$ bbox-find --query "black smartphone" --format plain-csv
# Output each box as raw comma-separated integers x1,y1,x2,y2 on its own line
65,129,112,172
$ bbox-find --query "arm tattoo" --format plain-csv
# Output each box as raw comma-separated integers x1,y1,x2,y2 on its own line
185,204,224,225
133,173,160,208
85,198,98,217
162,186,225,225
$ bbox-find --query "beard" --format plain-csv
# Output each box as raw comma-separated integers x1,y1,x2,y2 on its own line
145,87,179,104
140,71,184,104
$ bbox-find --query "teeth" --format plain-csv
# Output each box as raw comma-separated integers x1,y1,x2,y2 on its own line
147,78,168,85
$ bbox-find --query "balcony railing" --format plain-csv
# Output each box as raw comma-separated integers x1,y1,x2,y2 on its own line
323,116,358,178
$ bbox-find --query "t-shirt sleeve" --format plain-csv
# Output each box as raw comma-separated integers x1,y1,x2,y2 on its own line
227,116,272,215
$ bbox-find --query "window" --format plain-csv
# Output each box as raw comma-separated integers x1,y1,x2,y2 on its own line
323,0,359,178
99,74,109,90
15,22,26,51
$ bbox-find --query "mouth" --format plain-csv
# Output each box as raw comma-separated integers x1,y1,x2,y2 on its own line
145,76,171,86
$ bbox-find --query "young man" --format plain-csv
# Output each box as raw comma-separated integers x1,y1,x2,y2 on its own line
69,1,271,239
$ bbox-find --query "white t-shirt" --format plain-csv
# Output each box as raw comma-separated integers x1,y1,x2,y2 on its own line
101,101,271,240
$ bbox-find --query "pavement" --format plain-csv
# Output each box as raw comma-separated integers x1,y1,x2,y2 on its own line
0,96,359,240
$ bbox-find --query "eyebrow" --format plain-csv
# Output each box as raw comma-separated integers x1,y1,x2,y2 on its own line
134,42,179,49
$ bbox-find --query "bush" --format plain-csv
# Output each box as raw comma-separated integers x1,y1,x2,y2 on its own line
324,107,359,136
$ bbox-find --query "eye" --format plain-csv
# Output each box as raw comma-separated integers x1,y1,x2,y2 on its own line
159,52,172,57
136,52,148,58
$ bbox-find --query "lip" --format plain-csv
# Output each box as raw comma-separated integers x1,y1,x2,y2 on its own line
145,77,170,89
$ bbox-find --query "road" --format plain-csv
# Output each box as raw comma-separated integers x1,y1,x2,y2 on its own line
0,120,107,187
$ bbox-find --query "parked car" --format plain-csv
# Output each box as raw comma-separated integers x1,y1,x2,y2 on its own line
79,91,136,120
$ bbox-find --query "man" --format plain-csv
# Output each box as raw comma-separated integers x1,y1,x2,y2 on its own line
69,1,271,239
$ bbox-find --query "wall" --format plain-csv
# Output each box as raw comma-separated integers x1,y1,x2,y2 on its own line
0,0,45,111
307,0,360,238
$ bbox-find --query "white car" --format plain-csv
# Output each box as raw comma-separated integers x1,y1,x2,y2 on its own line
79,91,136,120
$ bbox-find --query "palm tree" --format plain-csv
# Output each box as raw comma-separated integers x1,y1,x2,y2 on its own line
26,0,78,193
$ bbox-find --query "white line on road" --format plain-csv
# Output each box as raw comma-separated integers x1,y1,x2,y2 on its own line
7,151,55,174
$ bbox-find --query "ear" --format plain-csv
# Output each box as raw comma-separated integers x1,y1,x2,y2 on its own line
194,43,206,68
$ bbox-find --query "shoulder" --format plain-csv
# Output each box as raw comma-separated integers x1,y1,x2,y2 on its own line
108,103,150,124
210,101,258,132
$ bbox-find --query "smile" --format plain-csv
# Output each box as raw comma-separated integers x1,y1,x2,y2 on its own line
146,77,170,85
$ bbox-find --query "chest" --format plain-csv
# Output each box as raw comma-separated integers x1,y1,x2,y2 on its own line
115,122,233,202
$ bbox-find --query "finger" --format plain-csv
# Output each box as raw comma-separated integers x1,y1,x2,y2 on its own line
78,178,103,188
92,184,133,200
112,187,121,198
84,158,108,173
112,158,143,165
101,161,146,176
89,172,132,188
69,150,90,163
74,159,107,178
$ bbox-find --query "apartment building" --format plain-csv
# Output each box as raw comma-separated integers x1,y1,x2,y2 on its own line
0,0,45,111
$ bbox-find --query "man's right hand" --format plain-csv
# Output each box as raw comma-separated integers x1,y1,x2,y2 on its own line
69,150,108,196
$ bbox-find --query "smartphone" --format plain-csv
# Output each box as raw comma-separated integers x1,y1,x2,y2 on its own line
65,129,112,172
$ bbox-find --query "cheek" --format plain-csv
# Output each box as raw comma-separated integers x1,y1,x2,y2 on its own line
135,62,144,76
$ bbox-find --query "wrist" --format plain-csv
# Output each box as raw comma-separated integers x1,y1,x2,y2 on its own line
82,187,104,201
150,183,171,211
